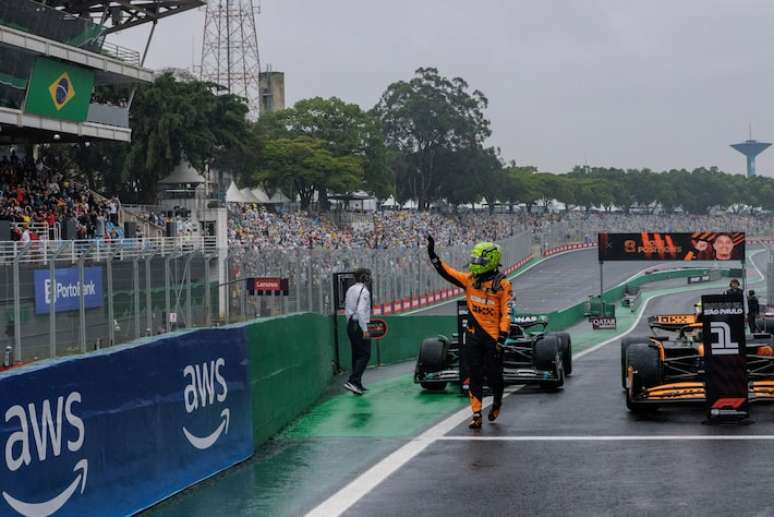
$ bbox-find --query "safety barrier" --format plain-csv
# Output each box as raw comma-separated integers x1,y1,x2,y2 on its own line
243,314,335,445
0,327,253,516
543,241,596,257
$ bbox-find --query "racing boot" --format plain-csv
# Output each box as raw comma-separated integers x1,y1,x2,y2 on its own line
488,403,501,422
468,412,483,429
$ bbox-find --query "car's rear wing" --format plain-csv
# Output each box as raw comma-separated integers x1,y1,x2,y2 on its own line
647,313,699,332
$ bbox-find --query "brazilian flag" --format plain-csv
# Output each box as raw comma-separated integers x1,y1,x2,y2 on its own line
24,57,95,122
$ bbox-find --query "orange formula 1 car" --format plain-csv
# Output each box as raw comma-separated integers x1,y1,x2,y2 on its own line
621,312,774,412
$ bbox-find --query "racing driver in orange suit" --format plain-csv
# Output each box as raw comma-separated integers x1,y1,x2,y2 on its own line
427,235,512,429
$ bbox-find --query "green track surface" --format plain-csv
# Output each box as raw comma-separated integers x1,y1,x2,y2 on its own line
284,374,465,439
148,252,766,517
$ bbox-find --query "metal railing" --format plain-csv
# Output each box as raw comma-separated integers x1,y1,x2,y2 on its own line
0,236,217,265
7,222,57,240
100,41,142,66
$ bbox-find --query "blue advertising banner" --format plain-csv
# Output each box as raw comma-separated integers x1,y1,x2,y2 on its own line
0,327,254,516
33,266,104,315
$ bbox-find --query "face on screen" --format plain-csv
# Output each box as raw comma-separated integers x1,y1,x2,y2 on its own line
713,234,734,260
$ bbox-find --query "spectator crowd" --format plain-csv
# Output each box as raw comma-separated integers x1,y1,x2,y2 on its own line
0,151,124,241
228,203,774,252
4,147,774,252
228,205,526,252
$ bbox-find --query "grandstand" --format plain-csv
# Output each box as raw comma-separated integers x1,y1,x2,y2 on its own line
0,0,212,368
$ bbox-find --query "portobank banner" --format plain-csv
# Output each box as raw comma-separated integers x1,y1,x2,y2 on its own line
0,327,253,516
33,266,103,315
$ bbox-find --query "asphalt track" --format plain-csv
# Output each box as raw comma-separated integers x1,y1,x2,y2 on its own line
416,248,687,315
341,254,773,517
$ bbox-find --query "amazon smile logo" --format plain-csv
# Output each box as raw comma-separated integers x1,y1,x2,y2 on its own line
183,358,230,450
3,392,87,516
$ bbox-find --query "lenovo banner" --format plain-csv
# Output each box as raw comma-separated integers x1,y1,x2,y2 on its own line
0,327,253,516
246,277,289,295
702,293,749,422
598,232,745,262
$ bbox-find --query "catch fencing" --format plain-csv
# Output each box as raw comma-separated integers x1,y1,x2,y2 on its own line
0,237,219,365
225,231,534,320
0,228,543,367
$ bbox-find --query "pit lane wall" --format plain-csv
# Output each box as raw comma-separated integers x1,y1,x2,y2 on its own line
243,313,334,445
0,327,254,517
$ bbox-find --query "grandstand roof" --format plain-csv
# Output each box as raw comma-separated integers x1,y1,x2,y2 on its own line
41,0,205,35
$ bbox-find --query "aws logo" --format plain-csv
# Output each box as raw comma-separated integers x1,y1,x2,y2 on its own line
3,391,87,516
183,359,229,450
48,72,76,111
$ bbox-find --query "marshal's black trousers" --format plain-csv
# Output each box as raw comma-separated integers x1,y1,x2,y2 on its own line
347,318,371,388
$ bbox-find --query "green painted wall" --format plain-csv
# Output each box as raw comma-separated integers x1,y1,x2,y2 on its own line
335,315,455,371
244,313,335,445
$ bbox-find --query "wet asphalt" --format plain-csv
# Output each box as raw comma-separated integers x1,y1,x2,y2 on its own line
417,249,690,315
347,253,774,517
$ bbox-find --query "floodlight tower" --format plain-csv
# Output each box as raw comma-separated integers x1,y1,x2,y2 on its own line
199,0,262,119
731,130,771,177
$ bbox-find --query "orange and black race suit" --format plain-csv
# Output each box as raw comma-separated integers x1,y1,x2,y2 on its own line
431,259,512,414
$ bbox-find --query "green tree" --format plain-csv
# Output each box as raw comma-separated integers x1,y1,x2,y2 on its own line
264,97,392,209
374,67,491,209
501,165,541,212
121,73,252,202
257,136,361,210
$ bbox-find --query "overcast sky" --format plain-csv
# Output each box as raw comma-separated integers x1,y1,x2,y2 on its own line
112,0,774,176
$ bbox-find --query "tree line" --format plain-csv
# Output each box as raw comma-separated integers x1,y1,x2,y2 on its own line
39,67,774,214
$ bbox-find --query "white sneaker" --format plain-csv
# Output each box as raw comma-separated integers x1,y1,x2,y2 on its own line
344,382,363,395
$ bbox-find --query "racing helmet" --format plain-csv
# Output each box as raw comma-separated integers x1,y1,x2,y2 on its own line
694,301,702,315
469,242,502,276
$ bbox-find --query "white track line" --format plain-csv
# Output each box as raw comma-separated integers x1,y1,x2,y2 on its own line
306,254,763,517
574,250,763,360
437,435,774,442
571,291,655,360
305,385,522,517
749,249,765,284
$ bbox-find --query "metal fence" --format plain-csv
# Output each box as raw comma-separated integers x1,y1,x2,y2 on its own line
0,229,534,367
224,231,534,319
0,237,220,365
